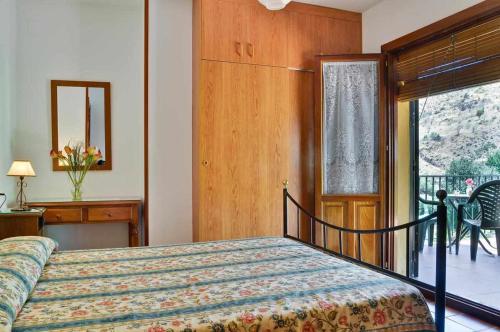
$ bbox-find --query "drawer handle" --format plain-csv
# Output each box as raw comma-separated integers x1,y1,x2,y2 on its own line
235,42,242,56
56,215,62,220
247,43,254,57
107,213,113,218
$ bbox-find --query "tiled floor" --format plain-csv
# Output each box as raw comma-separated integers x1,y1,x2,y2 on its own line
416,241,500,310
427,301,500,331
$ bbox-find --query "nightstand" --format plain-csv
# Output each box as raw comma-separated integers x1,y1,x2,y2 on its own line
0,208,46,240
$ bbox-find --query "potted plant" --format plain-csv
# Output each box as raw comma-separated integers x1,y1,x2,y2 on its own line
50,143,102,201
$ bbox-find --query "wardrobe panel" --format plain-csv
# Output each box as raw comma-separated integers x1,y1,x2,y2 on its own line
201,0,245,63
197,60,288,241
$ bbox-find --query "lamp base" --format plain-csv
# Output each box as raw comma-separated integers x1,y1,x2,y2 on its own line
14,176,29,212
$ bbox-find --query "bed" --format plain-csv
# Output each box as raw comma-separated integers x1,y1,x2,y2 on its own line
0,236,435,332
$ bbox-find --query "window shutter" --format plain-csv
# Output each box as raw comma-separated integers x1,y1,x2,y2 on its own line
395,15,500,101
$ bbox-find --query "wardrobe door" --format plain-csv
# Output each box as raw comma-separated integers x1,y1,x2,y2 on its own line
201,0,246,63
246,3,288,67
287,12,318,70
319,17,362,55
250,63,290,237
197,61,247,241
287,70,315,240
197,60,289,241
288,13,362,71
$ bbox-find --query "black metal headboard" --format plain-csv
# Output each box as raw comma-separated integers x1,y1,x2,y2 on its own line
283,184,448,332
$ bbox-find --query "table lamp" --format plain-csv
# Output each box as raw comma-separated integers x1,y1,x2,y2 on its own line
7,160,36,211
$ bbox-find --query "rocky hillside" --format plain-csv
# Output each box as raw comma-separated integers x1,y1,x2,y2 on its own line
419,81,500,175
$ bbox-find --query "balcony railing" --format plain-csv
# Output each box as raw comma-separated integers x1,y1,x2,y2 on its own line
419,175,500,239
419,175,500,201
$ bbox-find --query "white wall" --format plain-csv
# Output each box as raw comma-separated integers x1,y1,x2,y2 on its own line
148,0,193,245
0,0,16,210
11,0,144,249
362,0,483,52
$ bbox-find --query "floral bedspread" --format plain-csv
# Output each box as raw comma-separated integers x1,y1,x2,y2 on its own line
13,237,435,331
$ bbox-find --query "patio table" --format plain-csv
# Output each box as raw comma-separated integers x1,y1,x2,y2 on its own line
447,194,495,256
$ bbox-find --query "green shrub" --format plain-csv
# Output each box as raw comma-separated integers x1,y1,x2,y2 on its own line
429,132,441,141
447,158,481,176
476,107,485,117
486,150,500,173
475,142,496,159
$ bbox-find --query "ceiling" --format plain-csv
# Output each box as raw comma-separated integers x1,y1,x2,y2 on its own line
295,0,383,12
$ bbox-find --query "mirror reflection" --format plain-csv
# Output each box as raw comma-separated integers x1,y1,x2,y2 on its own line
51,80,111,171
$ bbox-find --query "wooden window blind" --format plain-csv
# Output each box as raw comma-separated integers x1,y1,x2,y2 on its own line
395,15,500,101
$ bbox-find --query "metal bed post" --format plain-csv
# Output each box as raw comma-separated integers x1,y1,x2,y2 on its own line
435,189,448,332
283,180,288,238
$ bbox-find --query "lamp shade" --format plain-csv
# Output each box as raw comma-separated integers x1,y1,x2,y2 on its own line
258,0,291,10
7,161,36,177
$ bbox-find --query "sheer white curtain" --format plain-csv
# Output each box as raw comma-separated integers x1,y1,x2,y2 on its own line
322,61,379,194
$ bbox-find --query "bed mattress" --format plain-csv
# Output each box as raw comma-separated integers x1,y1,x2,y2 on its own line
2,237,435,331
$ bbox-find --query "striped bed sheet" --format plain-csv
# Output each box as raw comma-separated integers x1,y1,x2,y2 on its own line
13,237,435,331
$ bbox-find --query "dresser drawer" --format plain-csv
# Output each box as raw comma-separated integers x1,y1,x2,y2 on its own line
88,207,131,222
44,208,82,223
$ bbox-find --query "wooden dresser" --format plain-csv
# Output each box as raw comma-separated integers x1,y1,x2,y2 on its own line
28,199,142,247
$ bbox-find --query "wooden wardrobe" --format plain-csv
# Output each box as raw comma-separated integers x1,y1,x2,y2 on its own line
193,0,362,242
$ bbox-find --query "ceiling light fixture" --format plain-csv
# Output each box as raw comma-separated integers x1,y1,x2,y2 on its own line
258,0,291,10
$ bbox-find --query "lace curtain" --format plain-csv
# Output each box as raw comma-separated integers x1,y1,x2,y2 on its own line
322,61,379,194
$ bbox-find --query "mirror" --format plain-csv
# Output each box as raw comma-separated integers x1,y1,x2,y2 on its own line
51,80,111,171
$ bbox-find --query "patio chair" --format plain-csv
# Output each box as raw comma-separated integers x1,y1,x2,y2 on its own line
455,180,500,261
417,197,452,252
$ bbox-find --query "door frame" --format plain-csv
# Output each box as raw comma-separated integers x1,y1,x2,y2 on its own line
409,100,419,277
383,1,500,324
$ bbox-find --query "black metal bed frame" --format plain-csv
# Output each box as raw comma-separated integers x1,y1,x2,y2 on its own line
283,185,448,332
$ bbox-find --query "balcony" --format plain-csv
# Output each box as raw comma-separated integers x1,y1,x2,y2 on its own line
415,175,500,311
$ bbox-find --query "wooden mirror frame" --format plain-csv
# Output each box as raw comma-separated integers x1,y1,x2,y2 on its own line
51,80,112,171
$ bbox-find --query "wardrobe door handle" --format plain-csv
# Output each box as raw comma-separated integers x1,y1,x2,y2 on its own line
235,42,242,56
202,160,209,167
247,43,254,57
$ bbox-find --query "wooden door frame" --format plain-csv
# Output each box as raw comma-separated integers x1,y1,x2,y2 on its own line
314,54,387,255
382,0,500,324
144,0,149,245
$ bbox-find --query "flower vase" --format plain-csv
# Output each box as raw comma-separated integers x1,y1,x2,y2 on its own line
466,185,474,197
72,183,83,201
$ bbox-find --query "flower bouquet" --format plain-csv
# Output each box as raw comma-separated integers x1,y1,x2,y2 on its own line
465,178,475,197
50,143,102,201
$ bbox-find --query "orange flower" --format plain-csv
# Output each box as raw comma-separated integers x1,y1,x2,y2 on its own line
318,301,334,311
147,327,166,332
49,150,59,158
373,309,386,325
71,309,88,317
95,149,102,159
240,312,256,324
302,321,315,332
64,146,73,155
404,305,413,315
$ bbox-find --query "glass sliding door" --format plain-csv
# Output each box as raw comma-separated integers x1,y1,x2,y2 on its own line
408,82,500,312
